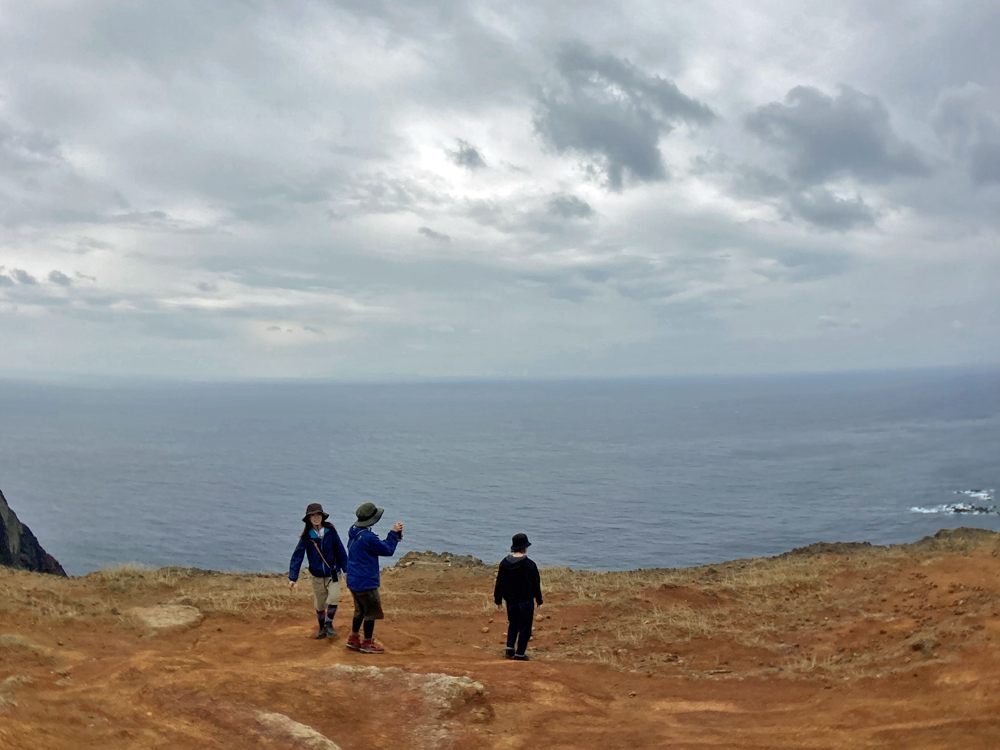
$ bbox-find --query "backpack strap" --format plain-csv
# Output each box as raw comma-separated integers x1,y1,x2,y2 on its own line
309,528,338,580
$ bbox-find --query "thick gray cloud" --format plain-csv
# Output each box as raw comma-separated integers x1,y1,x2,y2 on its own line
971,142,1000,185
696,155,876,232
746,86,928,184
10,269,39,285
785,188,877,231
0,119,62,172
933,84,1000,186
0,1,997,380
547,194,594,219
535,42,715,190
448,140,486,170
418,226,451,242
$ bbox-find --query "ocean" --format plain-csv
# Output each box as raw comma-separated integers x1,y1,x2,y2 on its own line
1,369,998,575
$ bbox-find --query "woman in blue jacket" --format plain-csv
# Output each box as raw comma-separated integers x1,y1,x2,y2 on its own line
289,502,348,639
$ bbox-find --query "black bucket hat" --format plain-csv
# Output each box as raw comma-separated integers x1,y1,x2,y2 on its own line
302,502,329,523
511,532,531,552
354,501,384,528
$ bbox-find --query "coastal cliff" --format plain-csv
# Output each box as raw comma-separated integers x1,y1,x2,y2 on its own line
0,488,66,576
1,529,1000,748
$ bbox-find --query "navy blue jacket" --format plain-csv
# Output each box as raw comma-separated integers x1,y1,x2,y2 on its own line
289,524,348,582
346,525,401,592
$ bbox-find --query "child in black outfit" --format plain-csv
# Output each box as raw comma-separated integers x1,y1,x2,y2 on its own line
493,532,543,660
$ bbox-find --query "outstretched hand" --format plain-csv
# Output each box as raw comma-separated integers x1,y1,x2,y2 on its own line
392,521,404,534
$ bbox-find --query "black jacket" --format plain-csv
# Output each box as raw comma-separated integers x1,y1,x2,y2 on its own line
493,555,543,606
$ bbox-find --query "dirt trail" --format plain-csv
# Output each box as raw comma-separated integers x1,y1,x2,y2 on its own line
2,529,1000,749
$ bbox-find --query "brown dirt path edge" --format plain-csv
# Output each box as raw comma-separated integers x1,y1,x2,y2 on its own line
2,529,1000,749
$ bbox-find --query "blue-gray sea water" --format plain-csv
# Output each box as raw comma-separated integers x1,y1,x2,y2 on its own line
1,369,998,575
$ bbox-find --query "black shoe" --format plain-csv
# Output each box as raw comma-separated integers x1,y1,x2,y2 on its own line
513,653,529,661
324,622,337,638
315,627,328,639
504,647,515,659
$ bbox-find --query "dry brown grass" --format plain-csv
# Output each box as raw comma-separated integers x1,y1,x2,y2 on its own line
78,566,296,614
536,549,953,678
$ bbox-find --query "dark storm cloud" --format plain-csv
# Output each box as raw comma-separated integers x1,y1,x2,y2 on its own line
547,194,594,219
535,42,715,190
746,86,928,184
48,270,73,286
418,226,451,242
448,139,486,170
786,188,877,231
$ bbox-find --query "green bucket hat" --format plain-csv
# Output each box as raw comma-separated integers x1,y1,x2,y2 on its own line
354,501,384,528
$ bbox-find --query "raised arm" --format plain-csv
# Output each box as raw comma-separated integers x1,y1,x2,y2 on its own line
369,528,402,557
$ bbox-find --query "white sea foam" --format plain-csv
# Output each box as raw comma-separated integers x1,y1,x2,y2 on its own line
910,489,998,515
955,489,995,502
910,504,953,514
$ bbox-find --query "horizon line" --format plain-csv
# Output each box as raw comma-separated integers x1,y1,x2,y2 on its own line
2,362,999,389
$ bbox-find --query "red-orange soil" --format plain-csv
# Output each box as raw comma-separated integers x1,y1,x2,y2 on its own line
2,528,1000,749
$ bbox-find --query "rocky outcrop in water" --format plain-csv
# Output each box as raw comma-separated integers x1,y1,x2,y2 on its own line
0,488,66,575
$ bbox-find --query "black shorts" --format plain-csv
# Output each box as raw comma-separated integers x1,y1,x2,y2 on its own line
351,588,384,621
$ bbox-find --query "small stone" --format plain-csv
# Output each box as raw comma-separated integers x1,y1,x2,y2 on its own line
628,691,637,698
481,626,490,634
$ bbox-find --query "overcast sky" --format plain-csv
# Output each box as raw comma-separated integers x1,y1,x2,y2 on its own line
1,0,998,380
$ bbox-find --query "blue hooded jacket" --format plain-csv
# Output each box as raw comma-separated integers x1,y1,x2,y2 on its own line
288,524,348,582
346,525,401,592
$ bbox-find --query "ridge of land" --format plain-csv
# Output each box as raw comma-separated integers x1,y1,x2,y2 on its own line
2,528,1000,749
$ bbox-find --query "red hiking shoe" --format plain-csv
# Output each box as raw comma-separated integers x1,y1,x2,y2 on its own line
359,639,385,654
345,633,362,651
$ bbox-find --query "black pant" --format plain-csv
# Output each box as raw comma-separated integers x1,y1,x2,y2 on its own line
506,600,535,655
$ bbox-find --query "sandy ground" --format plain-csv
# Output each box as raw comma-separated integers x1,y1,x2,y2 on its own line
2,528,1000,749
